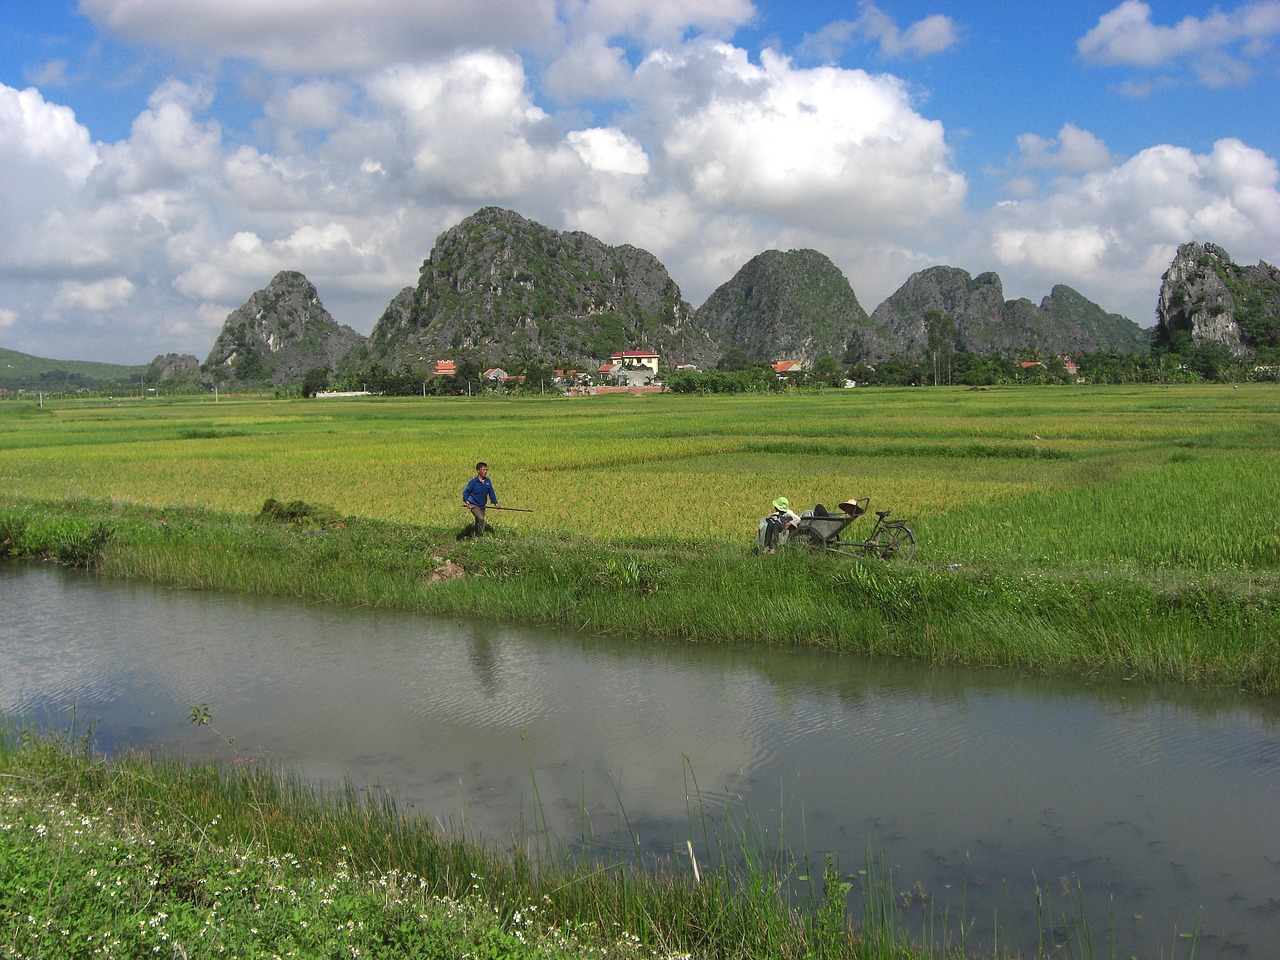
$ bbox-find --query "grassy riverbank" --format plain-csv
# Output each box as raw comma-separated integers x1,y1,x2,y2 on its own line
2,488,1278,694
2,385,1279,692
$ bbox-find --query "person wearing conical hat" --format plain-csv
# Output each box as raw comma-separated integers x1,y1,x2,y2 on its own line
762,495,800,553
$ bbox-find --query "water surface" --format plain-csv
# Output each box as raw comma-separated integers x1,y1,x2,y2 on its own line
2,563,1277,957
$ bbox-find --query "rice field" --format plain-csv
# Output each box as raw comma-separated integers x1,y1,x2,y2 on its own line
2,385,1277,578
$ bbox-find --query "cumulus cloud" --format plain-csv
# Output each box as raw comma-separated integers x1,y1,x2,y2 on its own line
543,35,633,101
94,80,223,193
8,0,1276,367
567,127,649,175
797,2,958,61
264,80,355,132
982,138,1280,322
78,0,560,72
1015,124,1116,173
367,53,579,202
647,45,965,232
1078,0,1280,87
0,84,101,271
50,277,135,313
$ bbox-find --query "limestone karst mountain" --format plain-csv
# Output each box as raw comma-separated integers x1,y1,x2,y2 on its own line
365,207,715,370
1156,241,1280,358
693,249,880,366
868,266,1148,358
204,271,366,386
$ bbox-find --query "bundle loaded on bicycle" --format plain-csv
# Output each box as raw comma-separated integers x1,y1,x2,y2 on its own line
756,497,916,562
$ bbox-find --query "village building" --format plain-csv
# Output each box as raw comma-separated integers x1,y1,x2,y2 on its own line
609,350,659,375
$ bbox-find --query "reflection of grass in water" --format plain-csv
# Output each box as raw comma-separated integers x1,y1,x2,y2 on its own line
1,723,1177,960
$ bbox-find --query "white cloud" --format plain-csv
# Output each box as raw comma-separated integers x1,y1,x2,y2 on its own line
50,277,136,313
79,0,560,73
94,80,223,192
982,138,1280,323
24,60,71,88
1013,123,1117,176
264,80,355,132
0,84,98,187
8,1,1276,368
367,53,577,201
798,2,958,61
558,0,756,45
0,84,105,272
648,45,965,233
543,35,633,101
1078,0,1280,86
567,127,649,175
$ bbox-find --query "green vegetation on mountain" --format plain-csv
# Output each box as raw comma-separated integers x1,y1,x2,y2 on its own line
869,267,1148,358
1157,241,1280,359
26,211,1280,397
366,207,714,371
204,270,365,387
695,249,880,366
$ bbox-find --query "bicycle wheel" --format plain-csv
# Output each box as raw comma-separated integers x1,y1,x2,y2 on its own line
872,523,916,562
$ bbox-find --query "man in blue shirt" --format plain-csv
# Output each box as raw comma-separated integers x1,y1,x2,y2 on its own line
462,461,500,536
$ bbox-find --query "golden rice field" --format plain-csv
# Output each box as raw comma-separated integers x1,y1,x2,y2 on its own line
2,384,1278,574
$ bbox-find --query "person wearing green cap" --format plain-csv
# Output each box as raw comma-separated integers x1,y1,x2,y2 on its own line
761,495,801,552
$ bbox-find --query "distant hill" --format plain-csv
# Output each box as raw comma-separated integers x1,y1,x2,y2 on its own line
0,347,148,393
366,207,716,369
868,267,1149,358
1157,241,1280,357
694,249,879,366
204,271,366,386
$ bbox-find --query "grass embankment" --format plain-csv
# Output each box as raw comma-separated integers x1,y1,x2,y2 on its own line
2,489,1278,695
1,726,983,960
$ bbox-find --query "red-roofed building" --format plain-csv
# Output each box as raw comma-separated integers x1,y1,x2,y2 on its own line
434,360,457,377
772,360,803,375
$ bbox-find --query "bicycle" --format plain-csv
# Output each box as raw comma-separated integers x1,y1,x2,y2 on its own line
783,498,917,562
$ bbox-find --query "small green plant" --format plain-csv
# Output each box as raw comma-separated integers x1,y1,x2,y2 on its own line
596,557,660,595
188,702,238,755
258,497,344,530
53,519,114,567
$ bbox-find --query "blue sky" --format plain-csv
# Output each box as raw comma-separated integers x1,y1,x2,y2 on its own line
2,0,1278,364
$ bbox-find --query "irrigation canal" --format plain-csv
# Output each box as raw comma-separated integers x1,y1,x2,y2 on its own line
2,562,1277,957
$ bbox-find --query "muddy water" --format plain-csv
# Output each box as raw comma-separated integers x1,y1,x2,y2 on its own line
2,563,1277,957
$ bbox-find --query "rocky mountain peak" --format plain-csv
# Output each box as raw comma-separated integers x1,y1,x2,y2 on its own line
368,206,714,368
204,270,366,385
869,266,1147,358
694,248,873,365
1157,241,1280,357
